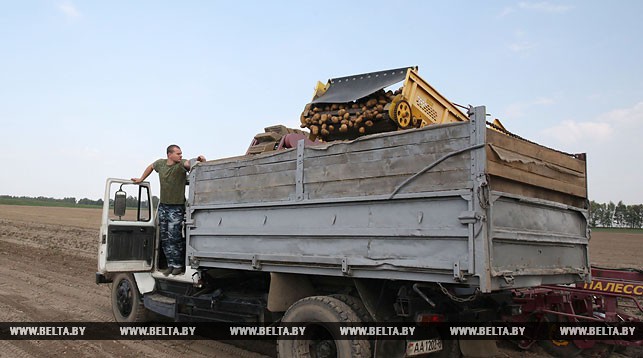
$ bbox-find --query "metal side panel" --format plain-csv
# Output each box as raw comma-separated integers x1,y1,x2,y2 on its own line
186,194,473,283
487,193,590,290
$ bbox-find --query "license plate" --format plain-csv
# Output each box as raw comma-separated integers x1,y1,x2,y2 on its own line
406,338,443,356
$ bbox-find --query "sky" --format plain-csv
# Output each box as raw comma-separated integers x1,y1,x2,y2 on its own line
1,1,642,204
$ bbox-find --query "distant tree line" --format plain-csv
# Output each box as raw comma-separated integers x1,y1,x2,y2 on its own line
2,195,640,228
0,195,159,209
120,195,160,208
590,200,643,228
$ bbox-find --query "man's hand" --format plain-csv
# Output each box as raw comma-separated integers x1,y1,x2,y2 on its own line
186,155,207,170
132,164,154,183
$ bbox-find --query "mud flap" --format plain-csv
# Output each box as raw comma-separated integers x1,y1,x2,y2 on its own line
374,338,405,358
459,340,498,357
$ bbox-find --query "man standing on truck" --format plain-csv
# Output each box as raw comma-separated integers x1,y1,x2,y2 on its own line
131,145,206,276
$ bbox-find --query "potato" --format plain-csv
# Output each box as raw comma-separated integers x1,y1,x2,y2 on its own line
339,124,348,132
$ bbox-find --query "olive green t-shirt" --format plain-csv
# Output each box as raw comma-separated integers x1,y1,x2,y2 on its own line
153,158,188,205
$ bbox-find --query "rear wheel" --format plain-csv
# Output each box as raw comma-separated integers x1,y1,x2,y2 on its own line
111,273,149,322
329,294,373,322
278,296,371,358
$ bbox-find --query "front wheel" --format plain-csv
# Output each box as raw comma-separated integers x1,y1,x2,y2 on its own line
111,273,149,322
278,296,371,358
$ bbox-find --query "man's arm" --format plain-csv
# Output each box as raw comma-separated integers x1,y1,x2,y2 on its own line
183,155,207,170
131,163,154,183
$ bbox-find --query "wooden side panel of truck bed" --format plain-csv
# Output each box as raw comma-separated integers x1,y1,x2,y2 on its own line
193,123,473,205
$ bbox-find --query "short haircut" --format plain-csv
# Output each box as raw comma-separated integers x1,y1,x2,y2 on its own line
167,144,181,154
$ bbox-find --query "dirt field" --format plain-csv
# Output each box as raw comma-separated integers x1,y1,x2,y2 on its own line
0,204,640,358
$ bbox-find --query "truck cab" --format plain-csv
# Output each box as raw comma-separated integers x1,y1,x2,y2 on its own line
96,179,202,320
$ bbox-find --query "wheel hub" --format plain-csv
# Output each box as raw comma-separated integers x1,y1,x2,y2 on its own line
116,279,133,317
313,339,336,358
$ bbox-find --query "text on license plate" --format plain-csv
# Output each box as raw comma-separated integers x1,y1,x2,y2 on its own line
406,338,443,356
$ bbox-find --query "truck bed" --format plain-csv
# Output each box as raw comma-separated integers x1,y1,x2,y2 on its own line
186,106,589,292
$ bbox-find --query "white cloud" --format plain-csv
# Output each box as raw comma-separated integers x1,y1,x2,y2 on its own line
539,101,643,146
498,7,515,18
540,120,613,144
556,101,643,204
601,101,643,125
533,97,555,105
508,29,537,54
509,41,537,53
58,1,81,19
518,1,574,13
499,2,573,18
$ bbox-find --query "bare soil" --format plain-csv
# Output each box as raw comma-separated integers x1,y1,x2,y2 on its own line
0,204,640,357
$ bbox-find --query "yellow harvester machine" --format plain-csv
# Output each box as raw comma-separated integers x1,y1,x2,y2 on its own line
300,66,472,141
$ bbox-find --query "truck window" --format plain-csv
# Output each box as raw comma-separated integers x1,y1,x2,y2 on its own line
108,183,153,222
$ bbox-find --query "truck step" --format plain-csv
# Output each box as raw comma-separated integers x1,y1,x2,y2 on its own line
143,293,176,318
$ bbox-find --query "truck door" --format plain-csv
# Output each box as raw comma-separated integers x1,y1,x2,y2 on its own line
98,178,156,274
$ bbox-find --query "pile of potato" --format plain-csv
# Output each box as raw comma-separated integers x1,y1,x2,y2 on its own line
300,88,403,141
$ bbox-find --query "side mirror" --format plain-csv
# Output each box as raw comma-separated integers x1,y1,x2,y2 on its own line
114,188,127,218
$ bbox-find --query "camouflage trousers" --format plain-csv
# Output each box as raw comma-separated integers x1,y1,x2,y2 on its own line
158,204,185,269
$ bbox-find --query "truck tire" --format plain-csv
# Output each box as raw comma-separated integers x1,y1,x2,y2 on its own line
330,294,376,353
329,294,373,322
278,296,371,358
111,273,149,322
